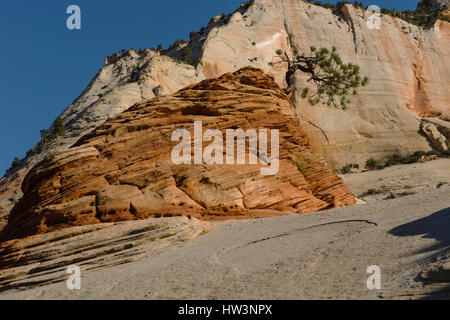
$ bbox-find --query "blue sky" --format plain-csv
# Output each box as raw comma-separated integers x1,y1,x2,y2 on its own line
0,0,418,175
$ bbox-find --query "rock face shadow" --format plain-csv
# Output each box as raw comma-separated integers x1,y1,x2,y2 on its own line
389,207,450,299
389,207,450,254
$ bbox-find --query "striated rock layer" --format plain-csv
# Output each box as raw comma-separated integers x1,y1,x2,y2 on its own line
0,67,355,242
0,217,209,290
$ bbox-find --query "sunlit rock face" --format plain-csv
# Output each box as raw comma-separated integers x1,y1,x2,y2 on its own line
1,0,449,220
0,67,356,242
195,0,449,168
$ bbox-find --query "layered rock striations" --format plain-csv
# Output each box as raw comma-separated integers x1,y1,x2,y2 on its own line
1,0,449,220
0,217,210,289
0,67,355,242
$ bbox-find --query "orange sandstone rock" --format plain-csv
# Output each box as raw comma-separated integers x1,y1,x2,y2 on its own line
0,67,356,242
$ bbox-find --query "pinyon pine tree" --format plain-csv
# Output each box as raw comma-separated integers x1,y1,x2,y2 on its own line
271,47,369,110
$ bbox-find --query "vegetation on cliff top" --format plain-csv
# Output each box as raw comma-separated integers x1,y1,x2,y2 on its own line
307,0,450,26
6,116,68,173
9,157,21,171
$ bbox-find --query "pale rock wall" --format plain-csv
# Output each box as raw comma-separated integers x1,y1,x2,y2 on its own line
195,0,449,168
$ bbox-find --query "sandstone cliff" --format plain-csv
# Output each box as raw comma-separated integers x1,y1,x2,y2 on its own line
0,67,355,242
0,0,449,218
191,0,449,167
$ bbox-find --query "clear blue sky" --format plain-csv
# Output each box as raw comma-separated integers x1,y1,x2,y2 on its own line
0,0,418,176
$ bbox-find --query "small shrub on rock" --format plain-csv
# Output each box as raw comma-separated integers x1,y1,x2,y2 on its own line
340,164,352,174
365,157,377,169
296,157,309,172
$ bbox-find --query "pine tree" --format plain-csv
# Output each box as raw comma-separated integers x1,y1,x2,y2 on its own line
11,157,21,170
271,47,369,109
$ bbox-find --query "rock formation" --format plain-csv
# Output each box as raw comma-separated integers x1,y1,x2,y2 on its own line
0,0,449,221
420,250,450,283
0,67,355,242
0,51,204,216
420,120,449,152
191,0,449,168
423,117,450,140
0,217,210,289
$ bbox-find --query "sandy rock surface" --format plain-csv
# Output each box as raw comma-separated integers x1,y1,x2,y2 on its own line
0,1,449,300
0,158,448,299
342,158,450,202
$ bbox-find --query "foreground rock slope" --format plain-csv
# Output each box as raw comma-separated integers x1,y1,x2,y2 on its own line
0,217,209,290
0,67,355,242
1,186,448,299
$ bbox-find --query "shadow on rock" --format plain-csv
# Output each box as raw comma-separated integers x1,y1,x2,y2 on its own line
390,207,450,299
389,207,450,254
422,284,450,300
